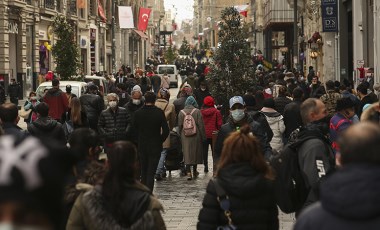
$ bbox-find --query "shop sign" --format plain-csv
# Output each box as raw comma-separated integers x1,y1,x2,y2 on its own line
321,0,338,32
6,21,18,34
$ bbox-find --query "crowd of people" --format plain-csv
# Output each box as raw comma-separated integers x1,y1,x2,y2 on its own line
0,59,379,229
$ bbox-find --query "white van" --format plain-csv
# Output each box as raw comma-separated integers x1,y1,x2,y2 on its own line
36,81,88,99
157,65,178,88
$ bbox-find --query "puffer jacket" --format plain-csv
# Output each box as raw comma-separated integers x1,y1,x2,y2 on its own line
66,182,166,230
197,163,278,230
294,164,380,230
201,107,222,139
155,98,175,148
27,117,66,145
43,87,68,120
261,108,285,153
79,93,104,125
98,107,129,143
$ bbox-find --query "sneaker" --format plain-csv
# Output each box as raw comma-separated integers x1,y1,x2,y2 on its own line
155,174,162,181
187,172,192,180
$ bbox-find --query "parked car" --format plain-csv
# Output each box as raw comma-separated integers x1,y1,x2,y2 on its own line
36,81,88,99
157,64,178,88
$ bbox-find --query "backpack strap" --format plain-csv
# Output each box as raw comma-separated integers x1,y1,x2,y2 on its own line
163,102,169,112
190,108,196,115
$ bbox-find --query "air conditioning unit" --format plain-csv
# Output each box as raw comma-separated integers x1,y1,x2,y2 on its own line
80,36,88,48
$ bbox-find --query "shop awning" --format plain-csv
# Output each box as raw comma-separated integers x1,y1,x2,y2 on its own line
133,29,148,40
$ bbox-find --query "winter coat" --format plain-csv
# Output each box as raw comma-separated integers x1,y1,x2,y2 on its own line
193,89,211,108
261,108,285,153
0,85,5,104
329,113,352,152
309,83,326,99
178,105,206,165
201,107,222,139
43,87,69,120
181,75,196,89
124,99,144,144
27,117,66,145
297,123,335,211
133,105,169,156
98,107,129,143
24,99,40,123
283,100,303,138
173,96,188,126
358,94,378,118
79,93,104,128
246,109,274,142
197,163,279,230
215,114,272,161
294,164,380,230
320,90,342,118
61,110,90,130
274,96,292,115
66,183,166,230
160,75,170,89
2,122,29,139
8,83,20,99
155,99,176,148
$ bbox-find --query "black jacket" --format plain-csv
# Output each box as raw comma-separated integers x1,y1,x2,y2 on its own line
27,117,66,145
173,96,188,126
198,163,278,230
294,164,380,230
193,88,211,108
79,93,104,127
215,114,272,161
123,99,144,144
97,107,129,143
274,96,292,115
2,122,29,139
247,109,273,142
8,83,20,98
283,99,303,138
132,105,169,156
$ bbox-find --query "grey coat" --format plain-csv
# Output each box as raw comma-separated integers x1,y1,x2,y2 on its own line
178,105,206,165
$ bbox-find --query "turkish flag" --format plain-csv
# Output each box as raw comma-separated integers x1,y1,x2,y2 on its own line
77,0,86,9
98,0,107,22
234,5,249,17
138,8,152,31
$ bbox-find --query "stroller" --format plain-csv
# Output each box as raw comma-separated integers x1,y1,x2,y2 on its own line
165,131,186,175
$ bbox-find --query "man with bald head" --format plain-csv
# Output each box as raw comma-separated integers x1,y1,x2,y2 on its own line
295,122,380,229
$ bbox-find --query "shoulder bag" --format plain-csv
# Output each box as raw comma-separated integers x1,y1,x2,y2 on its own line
212,178,237,230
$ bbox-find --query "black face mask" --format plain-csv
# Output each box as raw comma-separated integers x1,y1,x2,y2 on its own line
312,116,330,135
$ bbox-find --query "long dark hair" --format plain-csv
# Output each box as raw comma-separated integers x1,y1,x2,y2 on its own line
217,124,274,180
102,141,138,220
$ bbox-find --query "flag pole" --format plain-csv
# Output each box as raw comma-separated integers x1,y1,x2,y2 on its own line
111,0,116,74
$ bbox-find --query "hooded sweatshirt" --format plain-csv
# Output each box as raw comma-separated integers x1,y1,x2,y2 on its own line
27,117,66,145
201,107,222,139
261,107,285,152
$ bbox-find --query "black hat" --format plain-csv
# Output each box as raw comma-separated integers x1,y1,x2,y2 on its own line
66,84,72,92
243,94,256,107
336,97,355,111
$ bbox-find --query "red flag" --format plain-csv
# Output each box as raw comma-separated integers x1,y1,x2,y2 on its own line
234,5,249,17
98,0,106,22
138,8,152,31
77,0,86,9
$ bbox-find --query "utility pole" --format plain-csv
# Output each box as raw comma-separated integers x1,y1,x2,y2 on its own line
111,0,116,74
293,0,298,71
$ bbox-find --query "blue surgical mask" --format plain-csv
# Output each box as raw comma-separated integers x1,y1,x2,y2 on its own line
231,109,245,122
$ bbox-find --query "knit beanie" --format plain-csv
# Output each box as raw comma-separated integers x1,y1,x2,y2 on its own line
243,94,256,107
185,96,199,108
203,96,215,107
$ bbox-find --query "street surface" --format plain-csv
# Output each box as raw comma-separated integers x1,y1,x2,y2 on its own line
17,79,295,229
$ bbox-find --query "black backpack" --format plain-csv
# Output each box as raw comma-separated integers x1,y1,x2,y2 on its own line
270,135,313,214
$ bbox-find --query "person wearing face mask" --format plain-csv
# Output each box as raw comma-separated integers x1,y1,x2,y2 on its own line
295,98,336,213
214,96,273,164
23,91,40,123
193,81,211,108
124,88,145,146
98,93,129,150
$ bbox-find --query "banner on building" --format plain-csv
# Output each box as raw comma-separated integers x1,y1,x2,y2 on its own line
321,0,339,32
118,6,134,29
137,8,152,31
77,0,86,9
98,0,107,22
234,5,249,17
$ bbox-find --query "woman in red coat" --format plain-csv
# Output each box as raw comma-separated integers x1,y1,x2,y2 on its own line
201,96,222,174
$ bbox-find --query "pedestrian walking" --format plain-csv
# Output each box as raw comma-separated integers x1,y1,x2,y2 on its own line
274,85,292,115
178,96,206,180
124,87,144,145
160,72,170,89
80,84,104,131
200,96,222,173
150,72,162,95
132,92,169,191
23,91,40,123
43,79,69,122
66,141,166,229
0,103,28,138
154,88,176,181
193,81,211,108
320,80,342,120
197,124,279,230
8,78,21,106
283,87,304,141
261,98,285,153
294,122,380,230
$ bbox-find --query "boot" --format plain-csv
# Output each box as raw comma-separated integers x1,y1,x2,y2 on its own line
193,165,199,178
187,172,192,180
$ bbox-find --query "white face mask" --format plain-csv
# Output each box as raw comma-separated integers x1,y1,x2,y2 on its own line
109,101,117,108
132,99,141,105
231,109,245,122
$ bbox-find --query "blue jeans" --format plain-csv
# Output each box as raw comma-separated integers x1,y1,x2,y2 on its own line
155,148,167,175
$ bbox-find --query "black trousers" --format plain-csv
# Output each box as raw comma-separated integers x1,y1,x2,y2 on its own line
202,138,213,169
139,153,160,192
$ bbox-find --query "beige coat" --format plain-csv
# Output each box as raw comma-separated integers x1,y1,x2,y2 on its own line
178,105,206,165
155,98,176,148
160,75,170,89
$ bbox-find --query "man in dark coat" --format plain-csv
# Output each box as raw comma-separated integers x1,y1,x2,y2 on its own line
274,85,292,115
0,103,28,139
215,96,272,161
295,122,380,230
283,87,304,140
80,84,104,131
132,92,169,192
8,78,21,106
124,88,144,145
43,79,68,121
193,81,211,108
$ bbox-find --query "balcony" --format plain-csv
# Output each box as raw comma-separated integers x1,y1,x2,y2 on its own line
8,0,27,8
44,0,55,10
263,0,293,27
67,0,77,16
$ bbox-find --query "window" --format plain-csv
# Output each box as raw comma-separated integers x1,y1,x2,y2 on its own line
272,31,285,46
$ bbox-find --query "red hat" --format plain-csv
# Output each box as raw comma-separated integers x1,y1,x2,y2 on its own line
203,96,214,107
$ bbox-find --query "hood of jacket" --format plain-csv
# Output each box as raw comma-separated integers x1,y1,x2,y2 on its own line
46,87,62,97
81,183,156,229
32,117,59,131
297,123,330,143
218,163,272,198
321,164,380,220
261,108,282,124
201,107,217,117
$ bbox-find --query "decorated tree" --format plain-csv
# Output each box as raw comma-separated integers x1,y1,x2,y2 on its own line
179,37,191,55
207,7,255,117
51,15,81,80
164,46,177,64
203,39,209,50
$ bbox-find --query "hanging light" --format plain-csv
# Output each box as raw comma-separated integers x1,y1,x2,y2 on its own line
309,50,318,59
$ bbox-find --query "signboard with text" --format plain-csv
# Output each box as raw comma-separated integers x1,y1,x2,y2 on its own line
321,0,339,32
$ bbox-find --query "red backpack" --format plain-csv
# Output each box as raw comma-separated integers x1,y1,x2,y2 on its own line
181,108,197,136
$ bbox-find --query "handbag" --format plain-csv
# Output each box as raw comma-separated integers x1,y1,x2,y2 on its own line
212,178,237,230
19,106,32,119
